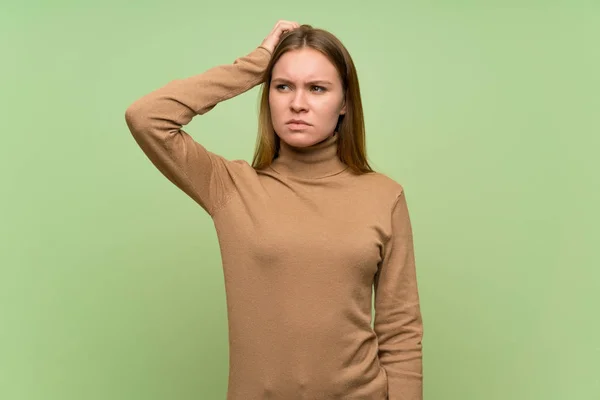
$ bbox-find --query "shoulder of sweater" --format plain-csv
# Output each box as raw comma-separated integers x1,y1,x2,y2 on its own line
356,170,405,196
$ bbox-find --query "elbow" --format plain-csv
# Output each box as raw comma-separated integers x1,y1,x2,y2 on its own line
124,99,149,135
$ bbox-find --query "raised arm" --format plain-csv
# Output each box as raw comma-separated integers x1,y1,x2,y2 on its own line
124,46,271,215
124,21,300,216
374,189,424,400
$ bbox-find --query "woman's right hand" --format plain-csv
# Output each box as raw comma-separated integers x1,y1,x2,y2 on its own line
260,20,301,54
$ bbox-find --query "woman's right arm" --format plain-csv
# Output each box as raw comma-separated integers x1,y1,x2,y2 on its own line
124,46,272,216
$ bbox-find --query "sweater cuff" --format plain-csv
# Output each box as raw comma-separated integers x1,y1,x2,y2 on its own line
257,45,272,56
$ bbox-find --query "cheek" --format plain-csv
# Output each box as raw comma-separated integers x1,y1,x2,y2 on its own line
268,94,285,120
312,97,343,119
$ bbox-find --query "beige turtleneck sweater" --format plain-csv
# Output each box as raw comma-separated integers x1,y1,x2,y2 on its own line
124,46,423,400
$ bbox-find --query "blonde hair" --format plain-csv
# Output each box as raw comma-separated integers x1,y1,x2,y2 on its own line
251,24,375,175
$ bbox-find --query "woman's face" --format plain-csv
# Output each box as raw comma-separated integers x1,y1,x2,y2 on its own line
269,48,346,148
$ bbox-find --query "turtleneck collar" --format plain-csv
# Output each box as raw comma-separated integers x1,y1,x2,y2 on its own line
269,133,348,179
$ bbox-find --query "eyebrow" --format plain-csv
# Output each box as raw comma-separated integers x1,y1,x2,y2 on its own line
271,78,334,86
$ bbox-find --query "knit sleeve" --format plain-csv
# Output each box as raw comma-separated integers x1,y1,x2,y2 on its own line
374,189,424,400
124,46,272,216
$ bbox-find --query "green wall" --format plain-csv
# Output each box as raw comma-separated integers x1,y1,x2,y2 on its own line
1,1,598,399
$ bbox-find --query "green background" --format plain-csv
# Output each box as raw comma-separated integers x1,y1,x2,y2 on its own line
1,1,598,399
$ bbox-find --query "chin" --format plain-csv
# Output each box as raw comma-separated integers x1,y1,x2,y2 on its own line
278,130,326,148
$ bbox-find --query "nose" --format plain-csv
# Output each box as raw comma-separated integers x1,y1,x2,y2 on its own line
290,89,308,112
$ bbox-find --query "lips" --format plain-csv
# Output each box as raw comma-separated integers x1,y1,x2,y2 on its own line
286,119,311,125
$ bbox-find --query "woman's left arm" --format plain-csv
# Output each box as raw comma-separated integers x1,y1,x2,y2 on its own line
374,188,424,400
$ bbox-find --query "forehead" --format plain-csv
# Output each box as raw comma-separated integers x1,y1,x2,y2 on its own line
272,48,340,82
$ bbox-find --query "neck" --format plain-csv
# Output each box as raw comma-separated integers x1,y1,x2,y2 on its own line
270,133,348,179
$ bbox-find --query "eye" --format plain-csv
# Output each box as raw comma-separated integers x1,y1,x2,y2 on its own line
311,85,326,93
275,84,290,91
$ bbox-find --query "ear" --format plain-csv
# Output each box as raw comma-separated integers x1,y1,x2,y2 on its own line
340,97,347,115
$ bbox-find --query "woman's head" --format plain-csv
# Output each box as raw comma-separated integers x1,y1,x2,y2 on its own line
252,25,374,174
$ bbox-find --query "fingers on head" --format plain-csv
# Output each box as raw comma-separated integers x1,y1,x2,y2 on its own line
278,20,300,30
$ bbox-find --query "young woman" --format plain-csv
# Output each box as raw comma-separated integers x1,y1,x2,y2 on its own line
125,20,423,400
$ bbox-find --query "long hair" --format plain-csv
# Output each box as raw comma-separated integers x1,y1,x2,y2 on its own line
251,25,375,175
